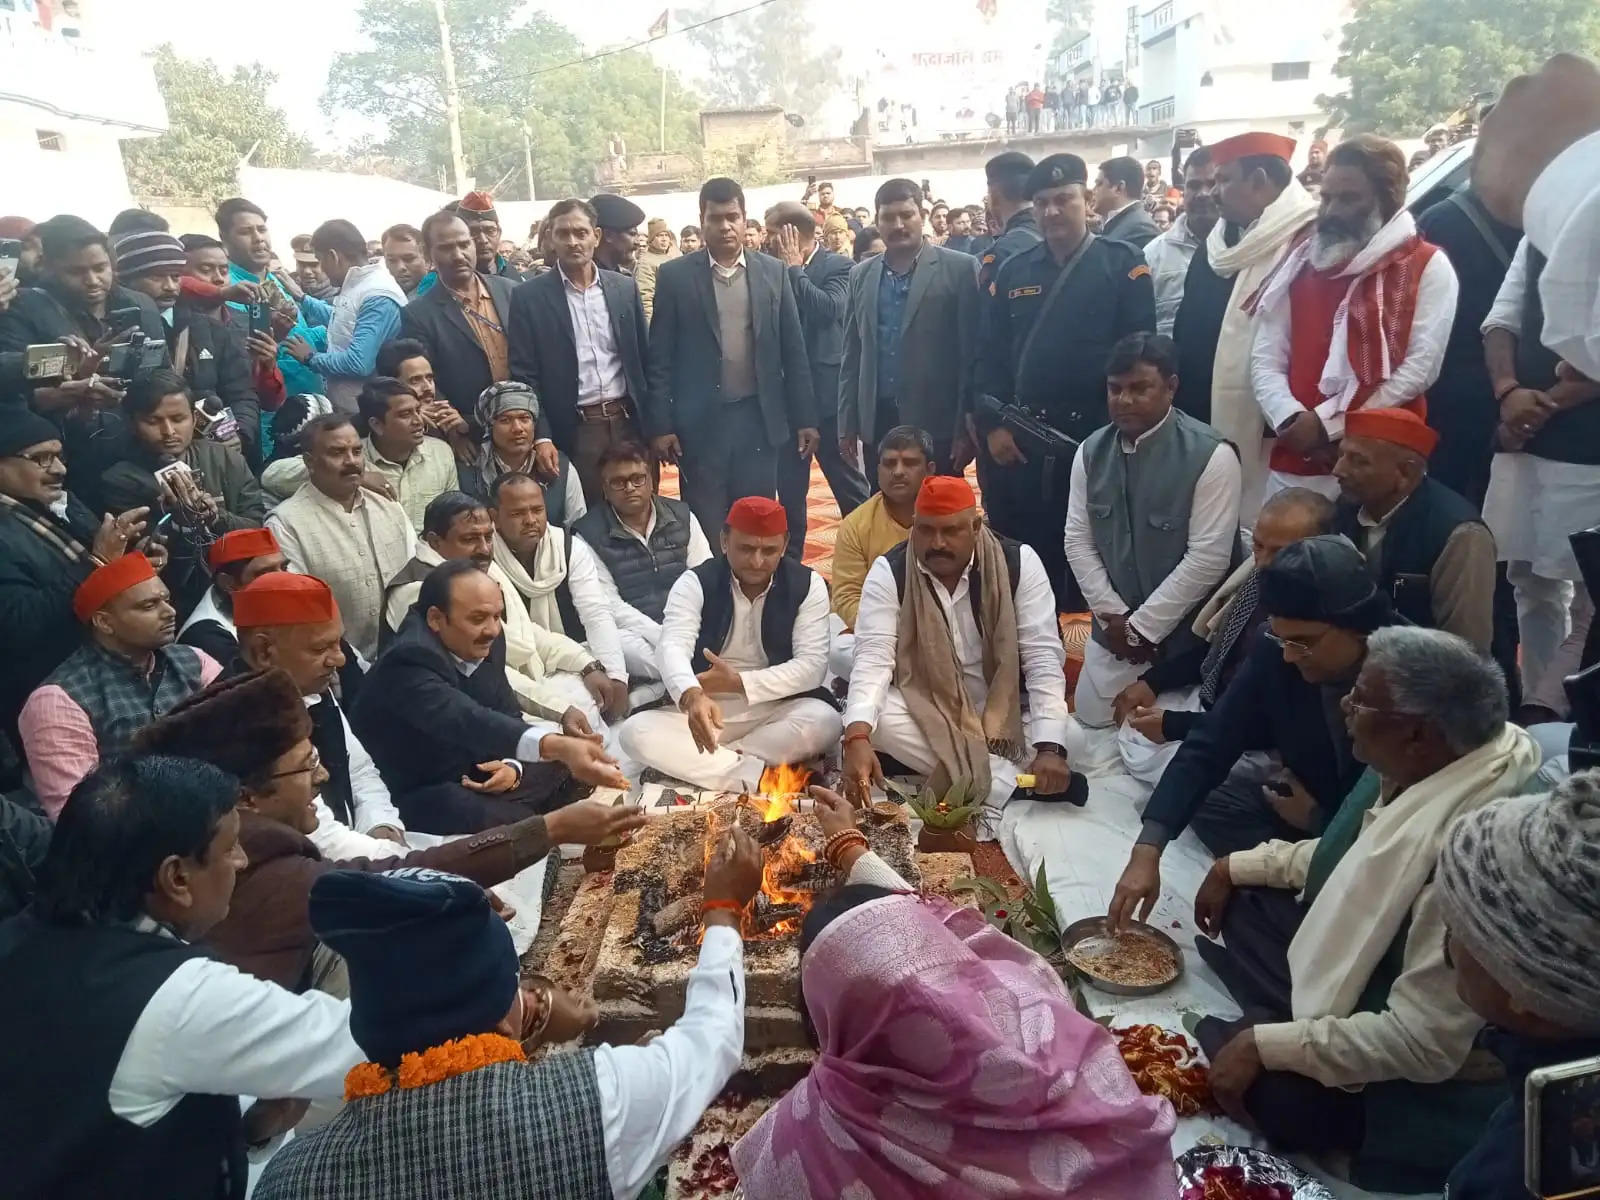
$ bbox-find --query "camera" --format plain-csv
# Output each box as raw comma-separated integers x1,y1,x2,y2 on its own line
1527,1055,1600,1197
103,331,168,387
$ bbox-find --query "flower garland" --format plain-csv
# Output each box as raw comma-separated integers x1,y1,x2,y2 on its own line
344,1033,527,1101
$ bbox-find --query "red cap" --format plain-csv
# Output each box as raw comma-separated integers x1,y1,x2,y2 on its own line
726,496,788,537
73,553,157,622
458,191,496,215
1344,407,1439,458
1208,132,1297,169
233,572,339,628
207,527,281,571
915,476,977,516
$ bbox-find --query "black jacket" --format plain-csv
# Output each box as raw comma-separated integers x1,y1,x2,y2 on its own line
506,266,649,454
644,248,816,450
1143,633,1366,840
0,493,99,739
0,796,49,921
1101,202,1160,249
1334,476,1486,631
399,273,520,426
787,249,851,423
977,207,1042,294
1171,238,1233,425
169,302,264,467
350,611,531,798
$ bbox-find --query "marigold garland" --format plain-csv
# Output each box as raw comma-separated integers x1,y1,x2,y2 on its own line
343,1033,527,1101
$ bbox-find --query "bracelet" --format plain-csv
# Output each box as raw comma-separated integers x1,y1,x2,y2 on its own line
1494,382,1519,402
701,898,745,916
823,827,866,854
824,830,868,868
842,729,873,747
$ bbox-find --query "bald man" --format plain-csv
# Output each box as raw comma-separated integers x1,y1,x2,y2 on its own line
1331,407,1494,650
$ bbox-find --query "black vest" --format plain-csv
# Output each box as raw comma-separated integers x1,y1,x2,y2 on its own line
570,497,694,623
306,693,356,826
1519,248,1600,465
0,915,246,1200
1337,476,1485,629
690,557,838,709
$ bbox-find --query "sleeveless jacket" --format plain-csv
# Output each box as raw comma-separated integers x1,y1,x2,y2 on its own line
690,557,837,708
1335,476,1486,629
46,641,210,762
1520,248,1600,465
1081,409,1235,661
0,915,246,1200
570,497,694,623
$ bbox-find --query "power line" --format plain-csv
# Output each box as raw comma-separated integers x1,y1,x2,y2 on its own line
462,0,788,96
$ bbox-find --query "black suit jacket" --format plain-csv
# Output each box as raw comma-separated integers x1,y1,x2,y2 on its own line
349,611,529,798
787,249,851,422
644,249,816,450
1101,203,1160,249
507,266,649,453
398,273,519,423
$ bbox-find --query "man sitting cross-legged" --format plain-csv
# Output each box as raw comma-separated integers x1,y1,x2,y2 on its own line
351,560,626,834
567,441,712,702
827,425,932,679
618,496,841,789
383,491,616,731
1190,627,1539,1193
842,476,1080,838
255,834,762,1200
131,667,645,995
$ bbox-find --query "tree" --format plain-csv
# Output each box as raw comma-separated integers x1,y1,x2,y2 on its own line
678,2,840,126
1046,0,1094,60
323,0,703,199
123,45,313,203
1323,0,1600,134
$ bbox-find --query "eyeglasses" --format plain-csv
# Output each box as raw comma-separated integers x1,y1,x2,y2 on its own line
6,450,64,470
1342,695,1411,720
269,746,322,780
1264,629,1324,656
604,472,651,493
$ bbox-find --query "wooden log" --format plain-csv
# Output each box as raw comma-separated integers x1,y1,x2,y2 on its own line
650,894,701,937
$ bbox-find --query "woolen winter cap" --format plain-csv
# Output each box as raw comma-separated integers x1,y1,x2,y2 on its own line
590,193,645,233
132,668,312,780
1025,154,1088,197
273,394,334,448
476,380,539,432
1436,771,1600,1034
233,571,338,628
310,868,519,1067
73,553,156,622
1258,534,1392,632
113,231,187,279
0,406,63,459
457,191,498,223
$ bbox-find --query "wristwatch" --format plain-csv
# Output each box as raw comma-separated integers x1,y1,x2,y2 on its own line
1124,623,1144,649
581,660,606,679
1033,741,1067,757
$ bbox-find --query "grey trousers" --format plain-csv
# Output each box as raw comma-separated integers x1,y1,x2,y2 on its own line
680,396,778,535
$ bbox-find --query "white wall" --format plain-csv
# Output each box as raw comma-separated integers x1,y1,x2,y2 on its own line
0,111,136,225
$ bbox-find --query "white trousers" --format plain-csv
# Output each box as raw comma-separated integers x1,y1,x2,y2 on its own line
1507,561,1594,716
1076,637,1204,787
620,629,662,681
870,686,1019,839
827,614,855,681
617,696,842,791
1116,687,1204,788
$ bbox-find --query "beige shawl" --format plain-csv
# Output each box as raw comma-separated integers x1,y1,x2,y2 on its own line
1288,723,1541,1019
893,528,1025,801
1206,180,1320,524
492,526,568,634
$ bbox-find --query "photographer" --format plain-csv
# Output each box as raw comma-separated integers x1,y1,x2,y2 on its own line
100,370,266,617
116,231,265,468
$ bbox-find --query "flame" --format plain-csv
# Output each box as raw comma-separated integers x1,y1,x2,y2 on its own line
756,762,812,818
751,763,817,937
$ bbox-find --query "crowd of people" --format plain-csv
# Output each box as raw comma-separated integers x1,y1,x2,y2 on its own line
0,48,1597,1199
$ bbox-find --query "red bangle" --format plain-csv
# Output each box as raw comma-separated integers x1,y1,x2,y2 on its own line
843,730,873,746
701,898,745,916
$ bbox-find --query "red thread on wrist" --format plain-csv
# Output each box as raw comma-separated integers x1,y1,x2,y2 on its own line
701,898,745,916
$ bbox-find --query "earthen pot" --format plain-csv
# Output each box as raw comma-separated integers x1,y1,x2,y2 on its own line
917,824,977,854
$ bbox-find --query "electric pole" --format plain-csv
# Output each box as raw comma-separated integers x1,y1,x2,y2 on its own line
522,123,537,202
433,0,469,196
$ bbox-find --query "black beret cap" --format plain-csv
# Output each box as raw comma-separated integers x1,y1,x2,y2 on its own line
1025,153,1088,196
589,193,646,232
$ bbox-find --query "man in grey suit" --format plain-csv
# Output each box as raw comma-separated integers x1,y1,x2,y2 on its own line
839,178,980,477
765,200,870,553
643,177,819,535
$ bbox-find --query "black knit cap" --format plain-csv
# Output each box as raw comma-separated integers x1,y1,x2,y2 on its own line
310,868,518,1068
590,193,646,232
1025,153,1088,196
1259,534,1393,632
0,407,62,459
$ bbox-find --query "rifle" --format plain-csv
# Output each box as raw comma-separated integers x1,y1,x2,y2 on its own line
978,394,1080,475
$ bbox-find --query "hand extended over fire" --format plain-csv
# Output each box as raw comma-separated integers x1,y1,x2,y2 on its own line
544,797,648,846
538,734,627,789
808,785,861,840
702,826,763,924
842,721,886,803
680,687,724,753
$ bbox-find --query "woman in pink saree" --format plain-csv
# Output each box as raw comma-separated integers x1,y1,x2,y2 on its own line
732,789,1178,1199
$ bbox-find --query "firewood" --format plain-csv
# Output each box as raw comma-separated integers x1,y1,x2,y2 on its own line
650,895,701,937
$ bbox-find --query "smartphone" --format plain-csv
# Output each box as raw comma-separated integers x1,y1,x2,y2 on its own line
247,302,272,337
0,237,20,279
1527,1055,1600,1197
107,306,142,337
807,174,817,185
24,343,70,380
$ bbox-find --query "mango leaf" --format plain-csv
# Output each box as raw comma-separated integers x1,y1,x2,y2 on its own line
952,875,1012,904
945,777,973,811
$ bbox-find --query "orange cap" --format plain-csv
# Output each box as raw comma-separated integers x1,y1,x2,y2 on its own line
726,496,788,537
233,572,339,628
1344,407,1439,457
915,476,977,515
207,527,280,571
1208,132,1297,168
73,553,156,622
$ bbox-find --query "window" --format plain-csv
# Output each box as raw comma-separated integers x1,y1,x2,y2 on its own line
36,130,65,151
1271,61,1311,81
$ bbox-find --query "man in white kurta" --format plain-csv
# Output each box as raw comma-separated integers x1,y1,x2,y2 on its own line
617,497,840,789
843,476,1073,838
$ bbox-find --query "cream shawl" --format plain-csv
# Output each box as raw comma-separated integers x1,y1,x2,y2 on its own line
1288,722,1541,1020
492,526,568,634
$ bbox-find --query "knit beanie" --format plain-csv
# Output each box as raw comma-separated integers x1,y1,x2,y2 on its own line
113,231,187,279
1259,534,1394,633
1436,770,1600,1034
309,868,518,1067
0,406,62,459
272,393,333,450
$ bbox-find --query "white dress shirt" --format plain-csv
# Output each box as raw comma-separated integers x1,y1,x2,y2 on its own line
657,568,831,707
1063,414,1243,644
109,928,361,1124
560,263,628,405
1250,250,1459,440
1522,129,1600,382
843,544,1070,746
568,508,714,680
304,692,405,835
593,924,744,1199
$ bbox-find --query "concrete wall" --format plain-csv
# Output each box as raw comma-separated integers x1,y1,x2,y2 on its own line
700,109,787,152
872,124,1166,175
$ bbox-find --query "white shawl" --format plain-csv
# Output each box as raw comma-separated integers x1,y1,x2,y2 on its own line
492,526,568,635
1206,181,1320,524
1288,723,1541,1020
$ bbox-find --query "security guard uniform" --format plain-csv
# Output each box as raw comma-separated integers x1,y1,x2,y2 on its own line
977,207,1042,296
976,232,1156,611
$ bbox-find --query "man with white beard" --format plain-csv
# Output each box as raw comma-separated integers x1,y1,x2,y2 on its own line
1248,135,1459,501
